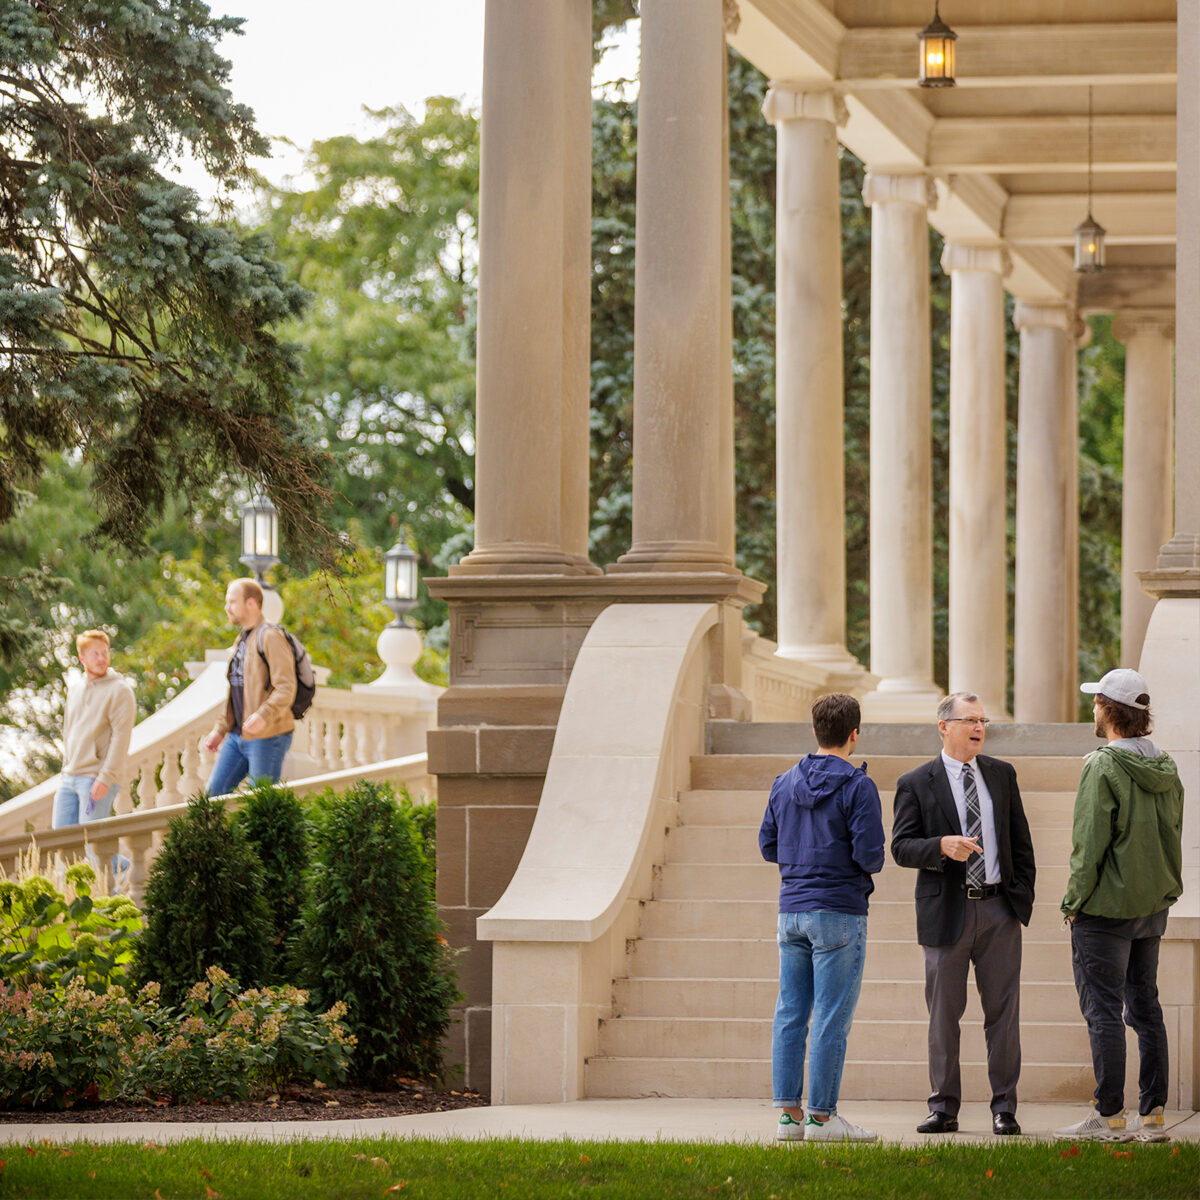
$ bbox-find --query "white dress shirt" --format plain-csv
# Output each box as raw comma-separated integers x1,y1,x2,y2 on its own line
941,750,1000,885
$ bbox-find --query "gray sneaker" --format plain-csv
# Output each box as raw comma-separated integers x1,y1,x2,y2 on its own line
805,1112,877,1143
1129,1106,1170,1143
1053,1105,1132,1142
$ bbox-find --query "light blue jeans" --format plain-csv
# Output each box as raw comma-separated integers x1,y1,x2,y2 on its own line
206,730,293,798
772,910,868,1114
52,775,129,876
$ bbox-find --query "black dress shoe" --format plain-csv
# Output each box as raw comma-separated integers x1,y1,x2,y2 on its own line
993,1112,1021,1136
917,1112,959,1134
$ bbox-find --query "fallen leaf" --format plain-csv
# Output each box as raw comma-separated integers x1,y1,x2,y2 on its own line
386,1184,408,1193
1111,1149,1135,1160
325,1100,340,1107
205,1187,221,1199
155,1191,164,1200
352,1154,368,1162
370,1157,389,1169
25,1148,36,1156
918,1156,931,1165
985,1168,994,1178
578,1154,592,1165
1060,1145,1081,1158
59,1150,76,1158
200,1168,213,1179
1172,1146,1180,1157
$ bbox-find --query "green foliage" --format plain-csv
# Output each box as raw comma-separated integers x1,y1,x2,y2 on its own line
133,796,274,1004
232,780,310,981
0,966,352,1110
0,864,141,993
256,99,478,636
0,1,341,639
296,781,458,1084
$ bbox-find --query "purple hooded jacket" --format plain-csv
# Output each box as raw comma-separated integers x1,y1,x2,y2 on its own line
759,754,885,915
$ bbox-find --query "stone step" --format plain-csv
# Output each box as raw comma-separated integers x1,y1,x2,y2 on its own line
691,755,1086,793
706,721,1099,759
678,789,1079,827
585,1055,1104,1104
596,1015,1098,1064
612,976,1082,1024
639,897,1071,941
666,823,1077,865
655,861,1073,902
628,936,1073,980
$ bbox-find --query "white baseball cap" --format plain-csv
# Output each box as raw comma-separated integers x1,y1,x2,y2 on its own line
1080,668,1151,710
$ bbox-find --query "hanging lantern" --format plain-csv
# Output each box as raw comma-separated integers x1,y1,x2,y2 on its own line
918,3,957,88
1074,87,1106,273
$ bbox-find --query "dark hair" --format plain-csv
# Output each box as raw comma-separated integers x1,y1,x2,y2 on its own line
812,693,861,750
1096,694,1152,739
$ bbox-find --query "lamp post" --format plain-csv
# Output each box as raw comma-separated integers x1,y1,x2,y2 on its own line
917,2,957,88
363,535,437,701
239,487,284,623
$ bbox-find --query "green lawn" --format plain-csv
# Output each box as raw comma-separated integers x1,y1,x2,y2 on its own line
0,1137,1195,1200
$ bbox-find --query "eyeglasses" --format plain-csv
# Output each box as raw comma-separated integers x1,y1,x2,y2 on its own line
944,717,990,727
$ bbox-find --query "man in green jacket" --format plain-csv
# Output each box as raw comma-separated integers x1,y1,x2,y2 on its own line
1054,669,1184,1144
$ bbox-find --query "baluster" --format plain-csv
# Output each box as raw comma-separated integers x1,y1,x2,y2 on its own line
89,834,120,890
160,741,182,806
352,715,370,767
180,738,203,799
139,753,160,809
324,717,340,771
372,714,389,763
126,832,155,905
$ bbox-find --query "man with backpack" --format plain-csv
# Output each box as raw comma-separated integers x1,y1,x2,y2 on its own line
203,577,297,796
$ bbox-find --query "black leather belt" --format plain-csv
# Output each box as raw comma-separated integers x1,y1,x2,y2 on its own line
966,884,1002,900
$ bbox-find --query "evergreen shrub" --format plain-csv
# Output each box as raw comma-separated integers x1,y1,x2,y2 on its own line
133,796,274,1004
231,780,310,980
296,780,458,1084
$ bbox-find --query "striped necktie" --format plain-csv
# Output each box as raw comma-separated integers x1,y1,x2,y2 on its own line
962,763,987,888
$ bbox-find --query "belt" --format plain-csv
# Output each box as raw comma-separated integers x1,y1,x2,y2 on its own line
966,884,1002,900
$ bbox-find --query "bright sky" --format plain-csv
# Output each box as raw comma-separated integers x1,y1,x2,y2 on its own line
207,1,638,192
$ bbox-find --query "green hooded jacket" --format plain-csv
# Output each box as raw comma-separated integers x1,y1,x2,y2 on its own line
1061,745,1184,919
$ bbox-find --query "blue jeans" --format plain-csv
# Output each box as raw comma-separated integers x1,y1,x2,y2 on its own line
772,910,868,1114
206,731,293,797
1071,909,1169,1116
52,775,129,876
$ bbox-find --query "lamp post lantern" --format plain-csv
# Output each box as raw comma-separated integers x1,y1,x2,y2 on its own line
239,488,280,583
384,538,420,627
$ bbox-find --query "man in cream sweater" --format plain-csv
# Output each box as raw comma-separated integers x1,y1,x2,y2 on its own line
53,629,136,829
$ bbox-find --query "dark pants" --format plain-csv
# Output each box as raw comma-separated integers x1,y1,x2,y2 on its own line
923,895,1022,1117
1070,909,1169,1117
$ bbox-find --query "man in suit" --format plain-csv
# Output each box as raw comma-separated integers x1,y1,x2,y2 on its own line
891,692,1036,1136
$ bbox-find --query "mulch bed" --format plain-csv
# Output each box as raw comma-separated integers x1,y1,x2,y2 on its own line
0,1081,489,1124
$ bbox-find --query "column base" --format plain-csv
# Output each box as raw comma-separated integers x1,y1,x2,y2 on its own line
611,541,739,574
859,678,944,723
774,643,875,694
452,543,603,576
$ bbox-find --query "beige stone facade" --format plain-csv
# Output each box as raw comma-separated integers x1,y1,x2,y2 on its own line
429,0,1199,1103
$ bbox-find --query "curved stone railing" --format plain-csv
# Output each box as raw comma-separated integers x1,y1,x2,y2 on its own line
741,629,876,721
478,602,717,1104
0,752,435,903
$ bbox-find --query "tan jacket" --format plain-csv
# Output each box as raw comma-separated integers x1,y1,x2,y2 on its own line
212,621,297,741
62,669,137,787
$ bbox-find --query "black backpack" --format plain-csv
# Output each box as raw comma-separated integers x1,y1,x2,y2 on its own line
256,624,317,720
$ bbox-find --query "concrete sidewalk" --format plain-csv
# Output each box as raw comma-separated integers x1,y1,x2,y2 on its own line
0,1100,1196,1146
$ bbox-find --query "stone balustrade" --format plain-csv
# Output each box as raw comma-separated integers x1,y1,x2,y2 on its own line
741,629,877,723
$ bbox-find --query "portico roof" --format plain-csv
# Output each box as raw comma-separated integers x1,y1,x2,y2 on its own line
729,0,1177,309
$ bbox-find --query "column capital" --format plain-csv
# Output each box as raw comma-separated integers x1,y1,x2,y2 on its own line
763,84,848,128
1111,309,1176,344
862,171,937,212
1012,299,1074,335
723,0,740,34
940,242,1011,279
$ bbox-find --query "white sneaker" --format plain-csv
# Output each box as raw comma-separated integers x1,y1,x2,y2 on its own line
1053,1105,1132,1142
776,1113,805,1141
805,1112,878,1143
1129,1106,1170,1143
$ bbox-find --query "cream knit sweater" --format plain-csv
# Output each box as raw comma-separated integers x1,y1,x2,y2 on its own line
61,669,136,787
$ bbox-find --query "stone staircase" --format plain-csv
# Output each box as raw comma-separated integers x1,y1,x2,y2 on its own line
586,721,1136,1104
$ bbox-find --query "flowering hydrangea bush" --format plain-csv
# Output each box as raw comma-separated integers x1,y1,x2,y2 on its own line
0,966,355,1110
0,864,141,993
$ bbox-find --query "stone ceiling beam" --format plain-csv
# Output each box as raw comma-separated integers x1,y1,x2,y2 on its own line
1004,193,1176,244
838,22,1175,89
929,116,1176,172
1077,269,1176,314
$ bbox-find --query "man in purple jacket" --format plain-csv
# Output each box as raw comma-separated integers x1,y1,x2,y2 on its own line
759,692,885,1143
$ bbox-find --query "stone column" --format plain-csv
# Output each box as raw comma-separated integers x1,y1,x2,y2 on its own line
613,0,737,573
762,86,866,681
455,0,596,575
942,243,1011,718
859,173,943,721
1013,301,1076,722
1112,312,1175,664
